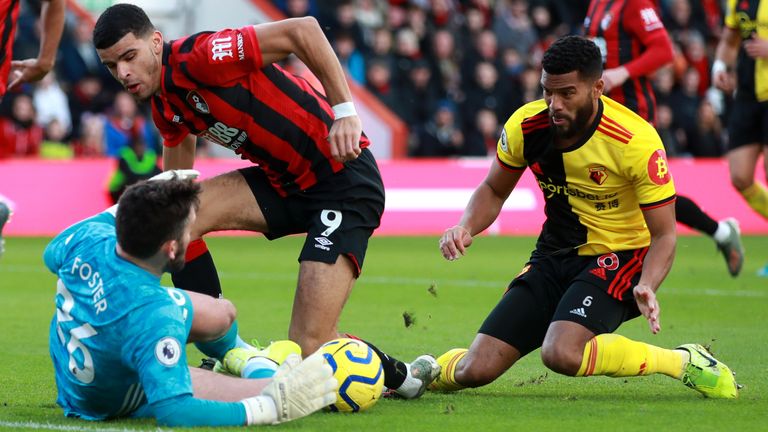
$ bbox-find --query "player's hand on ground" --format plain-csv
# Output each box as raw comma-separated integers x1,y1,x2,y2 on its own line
328,115,362,163
633,284,660,334
439,225,473,261
7,58,53,91
743,36,768,59
149,169,200,182
261,352,337,424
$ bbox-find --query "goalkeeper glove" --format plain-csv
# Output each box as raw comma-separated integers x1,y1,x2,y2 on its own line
242,352,336,425
149,169,200,182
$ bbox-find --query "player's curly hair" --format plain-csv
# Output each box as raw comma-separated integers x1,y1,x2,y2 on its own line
93,3,155,50
116,179,201,259
542,36,603,81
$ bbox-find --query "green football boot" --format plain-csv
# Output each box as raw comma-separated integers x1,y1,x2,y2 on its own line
223,340,301,378
677,344,738,399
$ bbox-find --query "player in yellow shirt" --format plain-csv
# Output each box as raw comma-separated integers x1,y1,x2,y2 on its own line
713,0,768,275
431,36,738,398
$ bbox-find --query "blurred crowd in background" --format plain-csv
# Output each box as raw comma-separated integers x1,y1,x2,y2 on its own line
0,0,731,163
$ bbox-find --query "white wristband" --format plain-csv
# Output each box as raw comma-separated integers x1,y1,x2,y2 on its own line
332,102,357,119
712,59,727,77
241,396,278,425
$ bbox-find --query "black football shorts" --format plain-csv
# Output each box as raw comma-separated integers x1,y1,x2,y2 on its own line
728,91,768,150
478,248,645,356
239,148,385,275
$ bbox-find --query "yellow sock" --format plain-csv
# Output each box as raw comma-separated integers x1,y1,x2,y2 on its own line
429,348,468,391
576,334,684,378
741,182,768,220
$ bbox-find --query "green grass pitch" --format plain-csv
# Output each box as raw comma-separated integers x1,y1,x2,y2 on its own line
1,234,766,431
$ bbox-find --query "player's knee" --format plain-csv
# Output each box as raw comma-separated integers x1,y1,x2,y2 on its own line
730,172,753,191
540,344,581,376
456,358,501,387
209,299,236,338
220,299,236,324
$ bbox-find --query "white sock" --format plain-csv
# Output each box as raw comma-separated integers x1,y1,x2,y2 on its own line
713,221,732,244
242,395,278,425
395,363,423,398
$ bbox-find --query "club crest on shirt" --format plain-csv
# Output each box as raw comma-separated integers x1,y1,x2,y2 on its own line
588,166,608,185
155,337,181,367
187,91,210,114
647,149,671,185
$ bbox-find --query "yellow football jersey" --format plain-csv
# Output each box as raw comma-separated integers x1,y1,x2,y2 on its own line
725,0,768,101
497,96,675,255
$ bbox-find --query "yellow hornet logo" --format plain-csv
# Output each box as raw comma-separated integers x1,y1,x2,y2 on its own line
647,149,671,185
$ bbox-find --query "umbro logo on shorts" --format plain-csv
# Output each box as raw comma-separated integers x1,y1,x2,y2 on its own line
314,236,333,251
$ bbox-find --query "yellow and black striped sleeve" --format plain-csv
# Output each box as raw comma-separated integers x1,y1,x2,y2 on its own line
496,100,548,172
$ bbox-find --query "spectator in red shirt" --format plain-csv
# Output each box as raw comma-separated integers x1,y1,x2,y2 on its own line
0,94,43,158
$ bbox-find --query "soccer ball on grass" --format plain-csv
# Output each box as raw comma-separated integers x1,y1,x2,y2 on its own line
319,338,384,412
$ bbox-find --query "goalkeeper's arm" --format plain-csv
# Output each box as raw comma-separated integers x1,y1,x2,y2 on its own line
150,353,336,427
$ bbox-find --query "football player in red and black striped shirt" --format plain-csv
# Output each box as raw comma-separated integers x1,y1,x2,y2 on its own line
93,4,439,400
584,0,745,276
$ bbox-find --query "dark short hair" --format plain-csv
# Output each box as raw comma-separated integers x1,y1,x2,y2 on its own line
93,3,155,50
116,179,201,259
541,36,602,81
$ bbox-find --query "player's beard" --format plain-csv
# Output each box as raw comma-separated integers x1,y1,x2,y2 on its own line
164,254,186,273
163,243,188,273
552,101,594,139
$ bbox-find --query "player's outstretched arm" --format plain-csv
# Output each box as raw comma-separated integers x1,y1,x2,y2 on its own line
150,353,334,426
254,17,361,163
255,17,352,107
440,161,522,261
8,0,65,91
633,202,676,334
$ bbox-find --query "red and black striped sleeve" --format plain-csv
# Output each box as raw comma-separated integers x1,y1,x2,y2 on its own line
184,27,263,85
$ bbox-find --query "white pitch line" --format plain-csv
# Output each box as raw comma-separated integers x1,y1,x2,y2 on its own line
218,271,768,298
4,265,764,298
0,421,168,432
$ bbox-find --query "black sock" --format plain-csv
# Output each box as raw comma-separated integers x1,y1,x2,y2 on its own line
172,239,222,298
675,195,718,236
345,334,409,389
